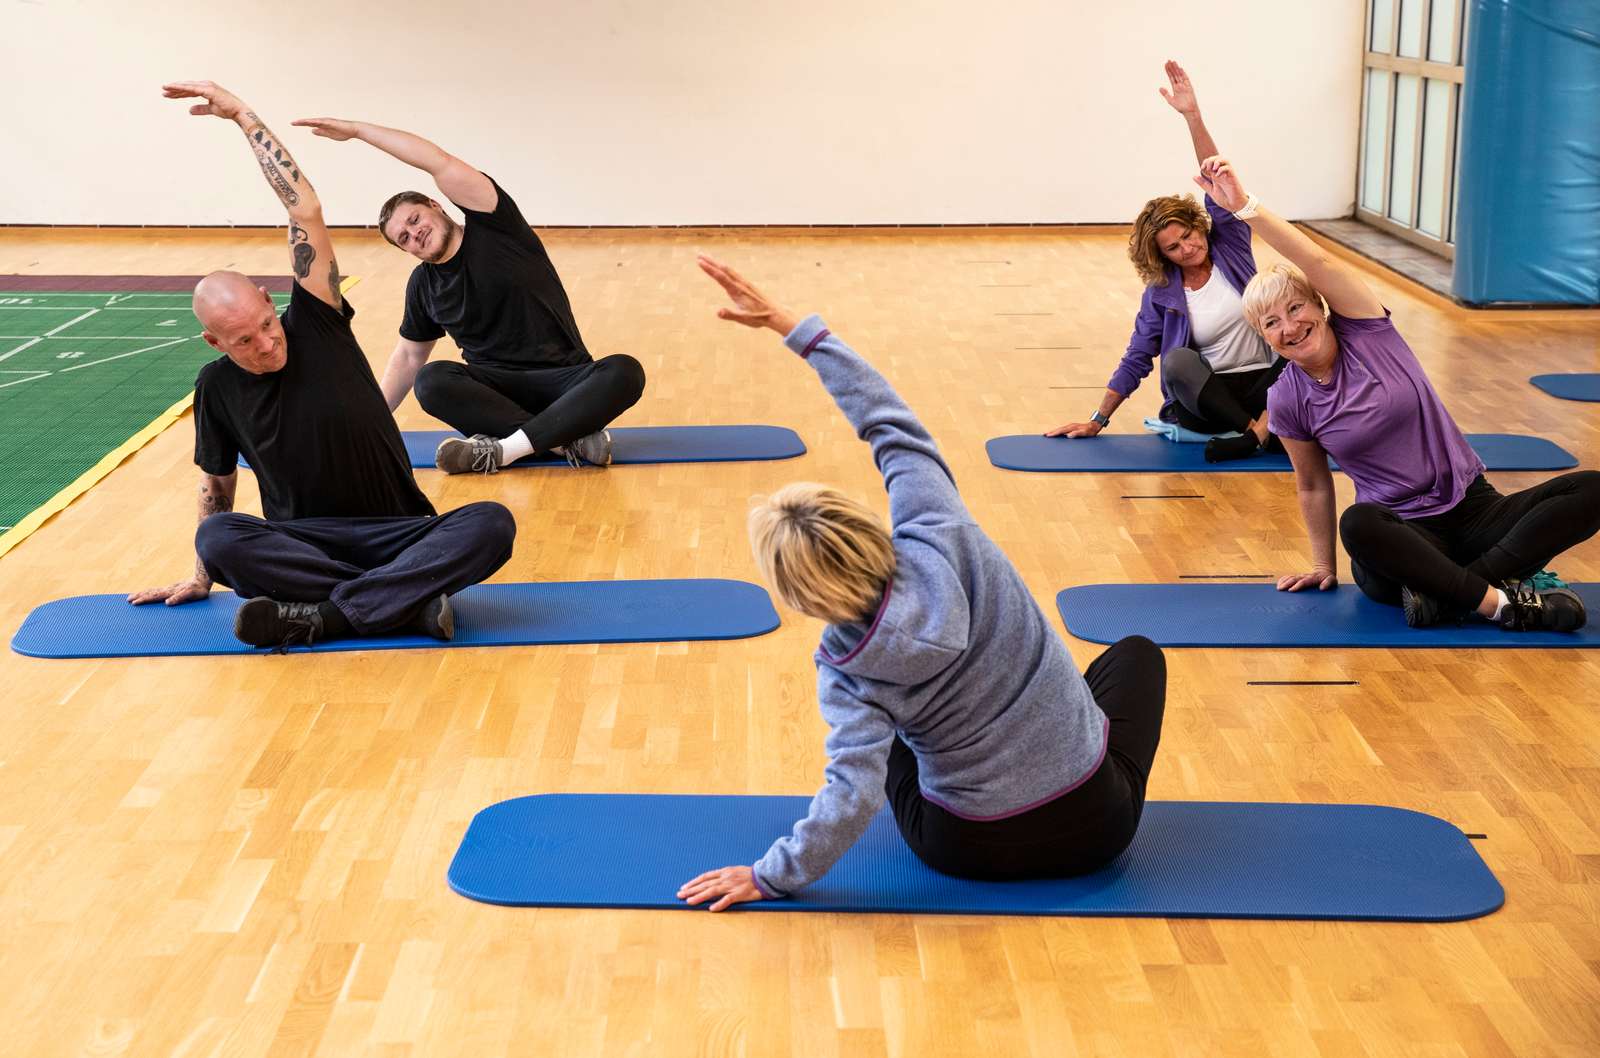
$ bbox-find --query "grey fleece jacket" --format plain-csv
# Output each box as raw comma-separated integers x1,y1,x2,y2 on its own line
751,316,1108,899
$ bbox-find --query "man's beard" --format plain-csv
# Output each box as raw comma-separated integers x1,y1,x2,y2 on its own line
424,216,461,263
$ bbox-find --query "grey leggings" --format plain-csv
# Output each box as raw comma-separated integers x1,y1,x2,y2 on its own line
1159,347,1286,434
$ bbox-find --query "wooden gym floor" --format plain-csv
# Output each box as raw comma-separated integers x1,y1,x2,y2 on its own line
0,223,1596,1057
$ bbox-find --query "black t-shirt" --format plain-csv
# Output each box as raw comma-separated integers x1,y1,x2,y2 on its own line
194,283,436,522
399,177,590,368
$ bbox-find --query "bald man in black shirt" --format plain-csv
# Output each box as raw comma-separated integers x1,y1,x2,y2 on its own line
292,114,646,475
131,82,515,649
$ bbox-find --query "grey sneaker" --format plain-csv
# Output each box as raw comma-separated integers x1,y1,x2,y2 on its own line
408,594,454,641
562,429,613,468
435,434,502,475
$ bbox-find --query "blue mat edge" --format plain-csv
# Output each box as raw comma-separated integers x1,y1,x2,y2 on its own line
1531,374,1600,402
9,578,781,659
444,794,1504,922
985,433,1578,473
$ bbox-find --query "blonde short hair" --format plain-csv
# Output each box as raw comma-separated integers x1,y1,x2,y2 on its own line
748,483,896,625
1128,194,1211,287
1241,263,1326,334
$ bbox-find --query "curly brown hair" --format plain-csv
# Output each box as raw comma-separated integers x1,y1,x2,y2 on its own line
1128,194,1210,287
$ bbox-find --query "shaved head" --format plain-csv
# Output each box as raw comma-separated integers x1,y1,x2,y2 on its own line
195,271,288,374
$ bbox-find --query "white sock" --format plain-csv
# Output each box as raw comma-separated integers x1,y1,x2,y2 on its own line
1489,588,1510,622
498,429,534,465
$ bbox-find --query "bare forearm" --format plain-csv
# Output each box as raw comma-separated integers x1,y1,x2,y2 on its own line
236,111,321,218
1296,482,1337,571
1241,204,1326,273
1182,112,1219,166
193,474,236,582
380,352,423,411
352,121,453,174
1096,390,1128,419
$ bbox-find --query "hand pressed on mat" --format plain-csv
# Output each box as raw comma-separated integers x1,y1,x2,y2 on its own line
678,865,765,912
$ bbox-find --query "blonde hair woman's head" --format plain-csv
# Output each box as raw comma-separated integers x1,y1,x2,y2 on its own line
748,483,896,625
1241,263,1328,346
1128,194,1212,287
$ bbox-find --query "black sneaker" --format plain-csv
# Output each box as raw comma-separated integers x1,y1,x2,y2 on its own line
1401,585,1466,628
1203,432,1260,463
234,597,324,649
409,594,455,641
1497,581,1588,632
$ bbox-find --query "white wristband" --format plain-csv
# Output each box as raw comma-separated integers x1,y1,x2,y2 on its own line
1232,193,1260,220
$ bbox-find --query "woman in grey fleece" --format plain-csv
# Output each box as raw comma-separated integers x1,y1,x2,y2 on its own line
679,257,1167,912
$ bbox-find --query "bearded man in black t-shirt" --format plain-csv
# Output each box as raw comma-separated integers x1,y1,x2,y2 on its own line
129,82,516,649
291,114,646,475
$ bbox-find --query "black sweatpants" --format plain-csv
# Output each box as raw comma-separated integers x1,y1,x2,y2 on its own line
1160,346,1287,434
196,503,516,634
1340,471,1600,610
883,635,1167,880
414,354,646,453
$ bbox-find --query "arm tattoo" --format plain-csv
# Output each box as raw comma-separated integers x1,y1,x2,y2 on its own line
328,257,342,305
194,480,233,582
240,113,306,209
289,222,316,280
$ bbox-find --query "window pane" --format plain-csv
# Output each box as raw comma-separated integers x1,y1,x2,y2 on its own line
1417,79,1453,236
1371,0,1395,51
1389,74,1420,225
1398,0,1424,57
1361,69,1391,212
1428,0,1459,62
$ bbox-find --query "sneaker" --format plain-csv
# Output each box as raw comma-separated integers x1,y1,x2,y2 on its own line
562,428,613,468
234,597,324,649
1497,580,1588,632
1401,585,1466,628
409,594,455,641
435,434,502,475
1203,432,1260,463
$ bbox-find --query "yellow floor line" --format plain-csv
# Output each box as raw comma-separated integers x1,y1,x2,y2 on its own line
0,276,363,561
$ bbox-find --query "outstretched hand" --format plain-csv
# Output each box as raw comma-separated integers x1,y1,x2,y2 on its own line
127,576,212,607
292,118,360,141
1194,155,1248,212
1277,569,1337,593
1045,421,1103,438
1158,60,1199,116
697,255,799,336
162,81,247,122
678,865,765,912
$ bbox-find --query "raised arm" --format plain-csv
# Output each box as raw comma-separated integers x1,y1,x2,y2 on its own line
1195,156,1385,319
1159,60,1219,165
162,82,342,309
699,255,967,529
128,471,237,606
293,117,496,212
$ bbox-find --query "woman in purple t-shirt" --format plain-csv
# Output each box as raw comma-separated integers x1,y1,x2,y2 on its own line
1194,156,1599,633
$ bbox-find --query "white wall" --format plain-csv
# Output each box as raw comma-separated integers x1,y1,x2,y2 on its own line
1,0,1362,226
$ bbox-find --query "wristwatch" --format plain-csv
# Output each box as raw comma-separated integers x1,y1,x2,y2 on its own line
1232,193,1260,220
1090,410,1111,428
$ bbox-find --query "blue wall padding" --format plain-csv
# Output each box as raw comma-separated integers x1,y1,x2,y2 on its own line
1455,1,1600,305
1531,374,1600,401
447,794,1503,922
1058,583,1600,648
985,433,1577,473
11,580,780,658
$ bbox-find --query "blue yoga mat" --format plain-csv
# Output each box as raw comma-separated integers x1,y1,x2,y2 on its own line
11,579,779,659
986,432,1578,473
447,794,1502,921
1058,582,1600,648
1531,374,1600,402
409,426,804,468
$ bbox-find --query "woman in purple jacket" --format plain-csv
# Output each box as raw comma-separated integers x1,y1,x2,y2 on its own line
1048,62,1283,463
1199,155,1598,632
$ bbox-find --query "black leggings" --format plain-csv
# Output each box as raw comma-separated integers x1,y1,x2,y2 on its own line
414,354,646,452
883,635,1167,881
1340,471,1600,611
1160,347,1286,434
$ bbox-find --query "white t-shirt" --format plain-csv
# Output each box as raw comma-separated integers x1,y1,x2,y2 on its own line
1184,271,1275,375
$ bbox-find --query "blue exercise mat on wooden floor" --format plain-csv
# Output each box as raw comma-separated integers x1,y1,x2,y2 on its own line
986,433,1578,473
1057,582,1600,648
10,580,780,658
1531,374,1600,402
407,426,805,467
446,794,1502,921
